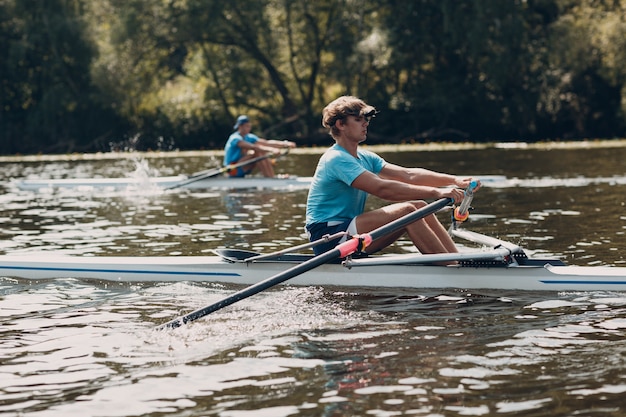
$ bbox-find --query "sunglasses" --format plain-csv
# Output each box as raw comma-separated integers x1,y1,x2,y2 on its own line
333,109,379,126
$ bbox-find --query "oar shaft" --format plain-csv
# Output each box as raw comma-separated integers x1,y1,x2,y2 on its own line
166,149,288,190
156,197,452,330
158,249,337,330
334,197,452,257
165,155,264,190
369,198,453,241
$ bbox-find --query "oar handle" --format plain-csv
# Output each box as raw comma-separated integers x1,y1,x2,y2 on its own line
453,180,477,222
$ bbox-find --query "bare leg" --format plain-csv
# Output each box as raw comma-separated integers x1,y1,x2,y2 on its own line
354,201,456,254
237,151,275,177
255,157,275,177
423,212,458,252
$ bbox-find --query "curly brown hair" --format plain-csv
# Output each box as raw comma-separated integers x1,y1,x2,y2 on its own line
322,96,377,139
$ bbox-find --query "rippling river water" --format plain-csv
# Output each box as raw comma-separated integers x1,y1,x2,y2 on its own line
1,142,625,416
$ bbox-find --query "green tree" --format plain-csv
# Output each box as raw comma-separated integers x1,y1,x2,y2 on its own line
0,0,122,154
540,0,626,138
379,0,559,142
87,0,386,149
2,0,626,155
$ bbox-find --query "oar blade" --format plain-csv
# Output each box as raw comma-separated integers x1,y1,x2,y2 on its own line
155,247,339,330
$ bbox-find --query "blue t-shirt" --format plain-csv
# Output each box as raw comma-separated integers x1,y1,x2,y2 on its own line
223,132,260,165
305,144,386,226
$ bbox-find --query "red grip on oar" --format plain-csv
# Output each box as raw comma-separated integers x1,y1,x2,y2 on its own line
453,207,470,222
337,234,373,258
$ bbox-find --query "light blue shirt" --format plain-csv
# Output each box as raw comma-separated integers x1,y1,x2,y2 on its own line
305,144,386,226
223,132,259,165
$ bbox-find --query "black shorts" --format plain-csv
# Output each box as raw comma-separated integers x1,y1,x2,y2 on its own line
305,220,352,255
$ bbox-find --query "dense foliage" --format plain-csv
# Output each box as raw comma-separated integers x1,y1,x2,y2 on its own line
1,0,625,154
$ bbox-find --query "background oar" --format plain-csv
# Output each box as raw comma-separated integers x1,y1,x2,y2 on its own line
165,149,288,190
188,147,290,179
156,197,453,330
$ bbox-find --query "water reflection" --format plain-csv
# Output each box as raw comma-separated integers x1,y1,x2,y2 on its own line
1,146,625,264
0,144,625,416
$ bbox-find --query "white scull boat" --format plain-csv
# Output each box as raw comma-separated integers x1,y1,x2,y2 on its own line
1,229,624,291
12,175,313,191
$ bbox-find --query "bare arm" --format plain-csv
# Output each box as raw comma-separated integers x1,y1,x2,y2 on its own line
352,163,479,203
236,138,295,154
379,163,472,188
256,138,296,149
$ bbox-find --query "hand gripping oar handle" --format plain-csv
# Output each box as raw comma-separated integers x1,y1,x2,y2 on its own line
155,197,452,330
453,180,478,222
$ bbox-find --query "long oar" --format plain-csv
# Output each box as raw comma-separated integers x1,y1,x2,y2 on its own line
165,149,288,190
156,197,453,330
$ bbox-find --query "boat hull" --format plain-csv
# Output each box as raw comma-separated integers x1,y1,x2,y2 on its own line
1,254,625,292
12,175,313,191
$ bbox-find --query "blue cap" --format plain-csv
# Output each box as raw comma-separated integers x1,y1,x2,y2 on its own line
233,115,249,130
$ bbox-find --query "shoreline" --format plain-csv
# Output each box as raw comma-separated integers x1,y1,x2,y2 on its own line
1,138,625,163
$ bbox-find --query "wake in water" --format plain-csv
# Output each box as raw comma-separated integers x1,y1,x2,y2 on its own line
483,175,626,188
121,157,167,195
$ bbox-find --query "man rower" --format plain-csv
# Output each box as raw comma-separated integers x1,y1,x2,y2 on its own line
223,115,296,177
305,95,481,256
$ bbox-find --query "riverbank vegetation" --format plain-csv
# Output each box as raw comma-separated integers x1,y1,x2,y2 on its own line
1,0,625,154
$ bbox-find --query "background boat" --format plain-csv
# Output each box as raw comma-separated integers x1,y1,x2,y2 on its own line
11,174,314,191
